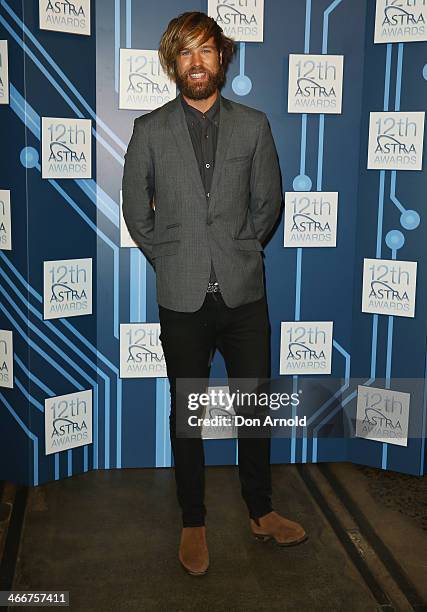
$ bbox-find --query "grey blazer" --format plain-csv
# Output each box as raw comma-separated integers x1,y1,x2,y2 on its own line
122,94,282,312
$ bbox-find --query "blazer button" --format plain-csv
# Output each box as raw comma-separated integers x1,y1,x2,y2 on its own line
207,219,213,225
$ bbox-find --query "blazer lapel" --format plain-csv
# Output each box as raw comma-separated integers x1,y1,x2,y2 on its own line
209,95,235,198
167,96,206,199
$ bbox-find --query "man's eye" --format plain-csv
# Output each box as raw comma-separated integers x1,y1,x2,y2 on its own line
180,50,190,56
202,49,211,53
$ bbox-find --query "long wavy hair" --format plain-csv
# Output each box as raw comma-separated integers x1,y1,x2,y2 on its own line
158,12,235,81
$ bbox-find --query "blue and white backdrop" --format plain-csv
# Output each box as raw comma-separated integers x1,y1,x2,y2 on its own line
0,0,426,486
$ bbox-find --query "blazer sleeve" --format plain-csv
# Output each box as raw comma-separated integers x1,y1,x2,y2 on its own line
122,117,155,266
249,113,282,245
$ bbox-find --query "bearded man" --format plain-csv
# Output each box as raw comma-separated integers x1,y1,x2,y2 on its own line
122,11,307,576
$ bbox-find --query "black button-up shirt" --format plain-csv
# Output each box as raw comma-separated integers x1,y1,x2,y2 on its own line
181,94,220,285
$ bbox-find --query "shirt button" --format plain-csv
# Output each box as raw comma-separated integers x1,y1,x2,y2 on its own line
205,134,209,139
205,163,210,168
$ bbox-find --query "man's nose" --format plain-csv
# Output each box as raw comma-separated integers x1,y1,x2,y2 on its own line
190,50,203,64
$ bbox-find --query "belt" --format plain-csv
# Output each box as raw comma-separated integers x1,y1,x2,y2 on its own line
206,281,221,293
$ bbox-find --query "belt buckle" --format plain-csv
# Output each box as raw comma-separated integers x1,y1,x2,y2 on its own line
207,282,220,293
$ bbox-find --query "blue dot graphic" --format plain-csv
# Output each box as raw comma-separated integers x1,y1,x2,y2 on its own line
423,64,427,81
20,147,39,168
232,74,252,96
292,174,312,191
385,230,405,250
400,209,420,230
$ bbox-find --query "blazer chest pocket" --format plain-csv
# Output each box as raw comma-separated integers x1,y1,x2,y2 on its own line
225,154,251,164
224,156,252,193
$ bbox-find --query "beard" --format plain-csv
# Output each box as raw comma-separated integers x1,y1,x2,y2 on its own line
175,64,226,100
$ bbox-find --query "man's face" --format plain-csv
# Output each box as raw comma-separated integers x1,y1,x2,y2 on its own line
175,35,224,100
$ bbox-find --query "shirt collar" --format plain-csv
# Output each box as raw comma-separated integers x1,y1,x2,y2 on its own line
180,93,220,124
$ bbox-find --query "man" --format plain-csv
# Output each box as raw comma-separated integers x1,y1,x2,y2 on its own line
122,11,307,576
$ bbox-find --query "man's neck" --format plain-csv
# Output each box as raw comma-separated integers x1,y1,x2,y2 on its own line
182,89,219,114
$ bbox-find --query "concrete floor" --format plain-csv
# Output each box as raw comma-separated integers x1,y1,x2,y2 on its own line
10,465,384,612
329,463,427,605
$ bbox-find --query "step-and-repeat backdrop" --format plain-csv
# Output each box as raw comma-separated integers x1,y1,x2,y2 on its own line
1,0,426,486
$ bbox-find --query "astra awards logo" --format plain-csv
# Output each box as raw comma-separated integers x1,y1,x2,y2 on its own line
42,117,92,179
119,49,176,111
374,0,427,43
119,190,137,247
362,258,417,318
39,0,91,36
288,54,344,114
45,389,93,455
356,385,410,447
0,40,9,105
368,112,425,171
0,330,13,389
280,322,333,375
0,190,11,251
43,258,92,320
284,192,338,247
120,323,166,378
208,0,264,42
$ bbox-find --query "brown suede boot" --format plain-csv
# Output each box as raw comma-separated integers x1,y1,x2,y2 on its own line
250,511,308,547
178,526,209,576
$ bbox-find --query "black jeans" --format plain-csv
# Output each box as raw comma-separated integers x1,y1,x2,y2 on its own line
158,292,273,527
